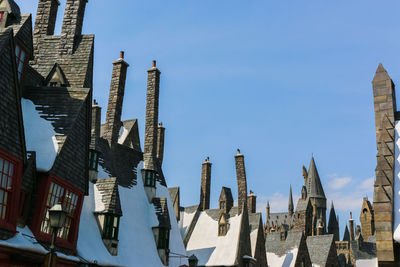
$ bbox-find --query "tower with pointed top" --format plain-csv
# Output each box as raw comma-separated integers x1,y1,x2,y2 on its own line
371,63,397,263
306,157,327,234
359,197,375,241
288,185,294,216
327,202,340,241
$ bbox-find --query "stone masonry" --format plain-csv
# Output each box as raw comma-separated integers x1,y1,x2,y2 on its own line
32,0,59,57
235,149,248,215
372,63,397,263
156,122,165,166
103,51,129,145
143,61,161,170
59,0,88,55
199,157,212,211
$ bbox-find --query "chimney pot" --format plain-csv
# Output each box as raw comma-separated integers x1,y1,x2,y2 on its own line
350,212,353,220
120,51,125,59
93,99,98,106
153,60,156,68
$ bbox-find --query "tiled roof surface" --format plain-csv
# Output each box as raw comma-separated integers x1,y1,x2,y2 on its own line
95,178,122,216
306,234,334,266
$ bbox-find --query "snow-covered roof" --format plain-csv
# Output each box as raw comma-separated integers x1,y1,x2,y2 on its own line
265,231,304,267
178,206,197,239
355,258,378,267
394,121,400,243
77,161,187,267
0,226,79,263
266,248,298,267
186,211,242,266
21,98,58,172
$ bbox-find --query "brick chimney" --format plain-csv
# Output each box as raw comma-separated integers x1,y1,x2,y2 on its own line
103,52,129,146
200,157,212,211
143,60,161,170
156,122,165,166
247,190,256,213
60,0,88,55
235,149,248,214
91,99,101,140
33,0,59,56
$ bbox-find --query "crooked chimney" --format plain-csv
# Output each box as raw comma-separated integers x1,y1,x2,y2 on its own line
156,122,165,166
200,157,212,211
33,0,59,56
143,60,161,170
235,149,248,214
103,52,129,146
60,0,88,55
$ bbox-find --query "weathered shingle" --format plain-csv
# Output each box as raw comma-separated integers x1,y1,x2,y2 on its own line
95,178,122,216
306,235,334,266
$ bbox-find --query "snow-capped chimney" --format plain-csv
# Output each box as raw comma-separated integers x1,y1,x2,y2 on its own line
156,122,165,166
103,52,129,146
235,149,248,214
143,60,161,170
200,157,212,211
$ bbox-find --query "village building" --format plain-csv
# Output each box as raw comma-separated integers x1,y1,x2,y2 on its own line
172,151,267,267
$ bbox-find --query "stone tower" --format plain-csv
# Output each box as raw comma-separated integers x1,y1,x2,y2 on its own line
306,157,327,232
371,63,397,263
235,149,248,214
103,51,129,145
143,61,161,171
359,197,375,241
288,185,294,216
199,157,212,211
327,202,340,241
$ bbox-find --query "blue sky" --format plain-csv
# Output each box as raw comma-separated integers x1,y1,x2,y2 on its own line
18,0,400,237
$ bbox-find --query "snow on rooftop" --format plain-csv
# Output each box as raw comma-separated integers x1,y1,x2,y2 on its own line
21,98,58,172
77,161,187,267
250,229,258,257
186,211,242,266
266,248,298,267
0,226,79,262
355,258,378,267
394,121,400,243
118,126,129,144
156,181,189,267
94,183,105,213
178,209,196,239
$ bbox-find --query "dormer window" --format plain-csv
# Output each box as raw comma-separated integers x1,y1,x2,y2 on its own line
142,169,156,187
218,223,227,236
157,228,170,250
220,201,225,209
15,44,26,83
88,150,99,171
102,214,120,240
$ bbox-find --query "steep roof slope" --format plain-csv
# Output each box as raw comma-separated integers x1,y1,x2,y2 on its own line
306,157,326,199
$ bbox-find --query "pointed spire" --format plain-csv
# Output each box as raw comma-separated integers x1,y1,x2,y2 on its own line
306,156,326,199
288,185,294,216
343,225,350,241
328,201,339,241
372,63,391,83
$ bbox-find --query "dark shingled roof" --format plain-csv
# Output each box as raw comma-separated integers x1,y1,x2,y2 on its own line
168,187,179,204
306,157,326,199
97,137,142,188
265,231,304,257
1,0,20,18
350,240,377,261
306,234,335,266
343,225,350,242
153,197,171,229
95,178,122,216
180,205,199,214
100,119,141,152
295,197,310,212
328,202,339,231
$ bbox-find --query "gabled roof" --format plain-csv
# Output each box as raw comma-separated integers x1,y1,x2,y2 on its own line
306,234,335,266
343,225,350,241
95,178,122,216
372,63,391,83
100,119,141,152
306,157,326,199
295,197,310,212
219,186,233,202
249,213,262,257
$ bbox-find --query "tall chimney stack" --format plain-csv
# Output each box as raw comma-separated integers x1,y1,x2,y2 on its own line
200,157,212,211
156,122,165,166
33,0,60,57
235,149,248,214
103,52,129,146
247,191,256,213
91,99,101,142
143,60,161,170
60,0,88,55
349,212,355,241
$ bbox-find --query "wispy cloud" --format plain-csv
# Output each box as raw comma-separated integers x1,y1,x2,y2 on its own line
328,176,352,190
357,177,375,190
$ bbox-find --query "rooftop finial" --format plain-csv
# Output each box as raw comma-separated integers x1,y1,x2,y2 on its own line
205,157,210,162
120,51,124,59
250,190,254,196
93,99,98,106
237,149,241,154
153,60,156,68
